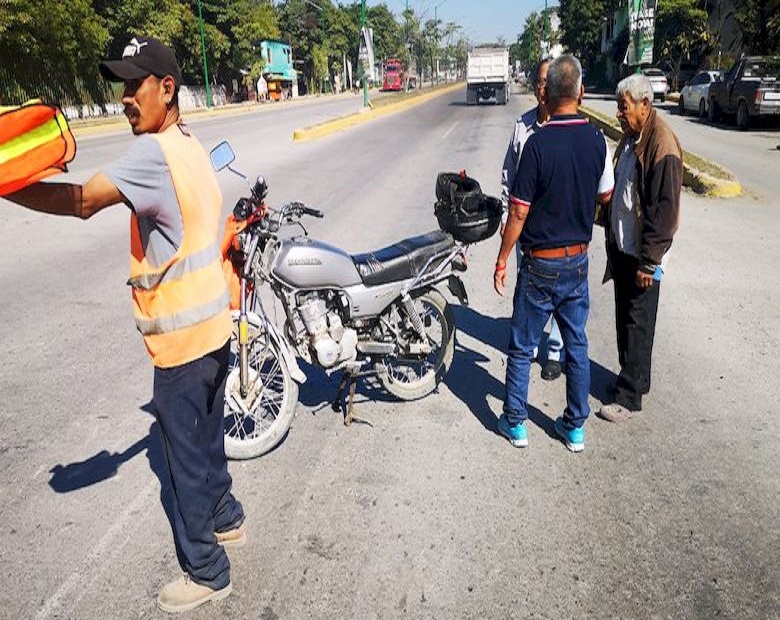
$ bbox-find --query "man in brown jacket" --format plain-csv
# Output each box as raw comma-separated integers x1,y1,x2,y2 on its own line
597,73,683,422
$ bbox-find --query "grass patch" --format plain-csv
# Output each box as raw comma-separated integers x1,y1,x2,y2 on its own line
368,82,462,110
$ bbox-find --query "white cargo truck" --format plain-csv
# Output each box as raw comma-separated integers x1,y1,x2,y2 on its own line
466,47,510,105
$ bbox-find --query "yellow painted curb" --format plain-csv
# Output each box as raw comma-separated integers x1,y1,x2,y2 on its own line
580,105,741,198
293,82,464,142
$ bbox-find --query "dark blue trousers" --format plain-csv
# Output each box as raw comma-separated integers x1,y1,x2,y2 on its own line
153,340,244,590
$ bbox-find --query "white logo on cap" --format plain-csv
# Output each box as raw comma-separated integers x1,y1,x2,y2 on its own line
122,38,149,58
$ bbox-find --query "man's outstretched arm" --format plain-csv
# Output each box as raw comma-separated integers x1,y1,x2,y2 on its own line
5,173,125,219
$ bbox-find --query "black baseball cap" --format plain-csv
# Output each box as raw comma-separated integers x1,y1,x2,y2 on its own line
99,36,182,86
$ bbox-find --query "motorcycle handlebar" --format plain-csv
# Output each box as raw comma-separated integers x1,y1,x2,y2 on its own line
287,201,323,219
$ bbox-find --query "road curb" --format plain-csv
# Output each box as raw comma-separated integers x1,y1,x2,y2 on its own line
293,82,464,142
581,105,741,198
68,92,363,138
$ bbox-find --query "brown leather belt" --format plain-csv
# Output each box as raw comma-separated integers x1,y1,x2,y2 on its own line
527,243,588,259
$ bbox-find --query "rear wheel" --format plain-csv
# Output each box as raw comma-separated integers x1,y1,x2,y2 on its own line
709,100,721,123
698,98,706,118
376,289,455,401
736,101,750,130
223,313,299,459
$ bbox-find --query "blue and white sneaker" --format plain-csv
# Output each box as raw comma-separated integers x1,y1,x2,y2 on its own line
554,416,584,453
498,414,528,448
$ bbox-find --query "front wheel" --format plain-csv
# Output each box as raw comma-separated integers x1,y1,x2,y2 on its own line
736,101,750,130
375,289,455,401
223,313,299,459
678,96,685,115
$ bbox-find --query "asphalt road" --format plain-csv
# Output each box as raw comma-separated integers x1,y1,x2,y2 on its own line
0,87,778,619
582,92,780,201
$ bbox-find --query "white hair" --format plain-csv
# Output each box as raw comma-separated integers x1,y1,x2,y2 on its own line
616,74,654,103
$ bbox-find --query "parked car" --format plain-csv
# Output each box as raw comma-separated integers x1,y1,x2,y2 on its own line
679,70,721,117
709,56,780,130
641,67,669,101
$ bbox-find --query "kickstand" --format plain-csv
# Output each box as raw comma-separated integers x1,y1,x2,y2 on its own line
331,372,372,427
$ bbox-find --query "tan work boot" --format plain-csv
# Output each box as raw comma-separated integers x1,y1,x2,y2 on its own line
157,574,232,613
216,522,246,548
597,403,637,423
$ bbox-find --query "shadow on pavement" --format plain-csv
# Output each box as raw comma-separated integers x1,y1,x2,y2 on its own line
448,305,557,440
48,401,167,494
449,304,618,434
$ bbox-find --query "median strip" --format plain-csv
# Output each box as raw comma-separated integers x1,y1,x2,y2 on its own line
581,105,741,198
293,82,464,142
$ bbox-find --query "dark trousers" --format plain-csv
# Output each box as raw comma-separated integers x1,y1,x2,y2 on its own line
153,340,244,590
608,247,661,412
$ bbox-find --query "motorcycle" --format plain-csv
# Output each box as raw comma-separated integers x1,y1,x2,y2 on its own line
210,142,501,459
210,141,474,459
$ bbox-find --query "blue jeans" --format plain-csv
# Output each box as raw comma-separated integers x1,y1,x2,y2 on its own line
516,244,563,363
153,341,244,590
504,252,590,428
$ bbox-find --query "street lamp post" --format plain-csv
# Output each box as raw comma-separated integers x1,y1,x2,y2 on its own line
361,0,369,108
196,0,212,108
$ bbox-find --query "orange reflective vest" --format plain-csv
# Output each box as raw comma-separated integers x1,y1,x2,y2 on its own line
0,100,76,196
128,123,232,368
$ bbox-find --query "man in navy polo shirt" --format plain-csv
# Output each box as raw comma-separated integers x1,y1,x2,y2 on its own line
494,54,614,452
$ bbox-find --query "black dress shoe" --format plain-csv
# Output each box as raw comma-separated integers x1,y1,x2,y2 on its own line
541,360,562,381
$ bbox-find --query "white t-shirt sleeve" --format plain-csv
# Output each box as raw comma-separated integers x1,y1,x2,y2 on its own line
597,139,615,195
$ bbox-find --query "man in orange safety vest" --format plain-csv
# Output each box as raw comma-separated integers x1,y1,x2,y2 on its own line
4,36,244,613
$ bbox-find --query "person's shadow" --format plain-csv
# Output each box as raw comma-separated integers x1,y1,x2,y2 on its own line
48,401,166,494
448,305,618,438
48,401,214,570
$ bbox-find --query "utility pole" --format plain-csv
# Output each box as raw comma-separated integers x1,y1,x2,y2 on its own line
361,0,369,107
196,0,212,108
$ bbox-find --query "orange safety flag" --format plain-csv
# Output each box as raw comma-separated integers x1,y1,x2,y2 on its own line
0,100,76,196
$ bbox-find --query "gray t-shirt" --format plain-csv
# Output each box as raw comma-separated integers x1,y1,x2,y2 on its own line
104,136,183,268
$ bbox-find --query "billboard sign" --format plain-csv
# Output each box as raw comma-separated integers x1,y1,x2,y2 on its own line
625,0,656,66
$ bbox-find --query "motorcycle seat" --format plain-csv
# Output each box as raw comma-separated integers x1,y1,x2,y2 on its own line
352,230,455,286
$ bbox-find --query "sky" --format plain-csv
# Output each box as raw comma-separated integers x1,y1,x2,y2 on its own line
368,0,546,46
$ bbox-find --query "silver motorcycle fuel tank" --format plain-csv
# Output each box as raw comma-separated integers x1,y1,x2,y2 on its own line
271,237,363,288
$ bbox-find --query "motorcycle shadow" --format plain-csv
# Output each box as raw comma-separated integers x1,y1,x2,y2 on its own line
295,360,395,418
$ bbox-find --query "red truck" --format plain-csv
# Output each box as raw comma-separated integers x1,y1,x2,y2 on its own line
382,59,414,91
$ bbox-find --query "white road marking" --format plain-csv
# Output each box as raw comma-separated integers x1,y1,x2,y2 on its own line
34,480,158,620
442,121,458,140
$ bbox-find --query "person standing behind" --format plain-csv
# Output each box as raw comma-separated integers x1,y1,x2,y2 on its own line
494,54,614,452
500,57,564,382
597,74,683,423
4,36,245,613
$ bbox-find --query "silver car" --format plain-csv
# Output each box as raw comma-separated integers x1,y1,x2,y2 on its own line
679,70,721,117
641,68,669,101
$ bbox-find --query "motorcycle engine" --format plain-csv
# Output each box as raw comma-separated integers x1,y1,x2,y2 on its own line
297,293,358,368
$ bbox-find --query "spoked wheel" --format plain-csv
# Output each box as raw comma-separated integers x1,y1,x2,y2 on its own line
223,313,298,459
376,289,455,401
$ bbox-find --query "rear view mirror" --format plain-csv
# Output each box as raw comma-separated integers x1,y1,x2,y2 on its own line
210,141,235,171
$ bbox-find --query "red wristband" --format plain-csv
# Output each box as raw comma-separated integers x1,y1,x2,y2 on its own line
494,263,506,273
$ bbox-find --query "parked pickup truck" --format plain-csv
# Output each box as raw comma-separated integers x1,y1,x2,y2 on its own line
708,56,780,129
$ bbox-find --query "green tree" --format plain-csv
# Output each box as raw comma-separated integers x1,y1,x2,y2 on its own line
733,0,780,54
559,0,612,69
654,0,710,90
0,0,110,107
516,11,543,71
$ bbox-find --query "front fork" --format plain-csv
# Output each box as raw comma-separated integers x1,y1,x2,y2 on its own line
239,277,249,397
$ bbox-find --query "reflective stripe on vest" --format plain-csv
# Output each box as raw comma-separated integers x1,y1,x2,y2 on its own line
127,241,220,290
128,122,231,368
135,288,230,335
0,101,76,196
